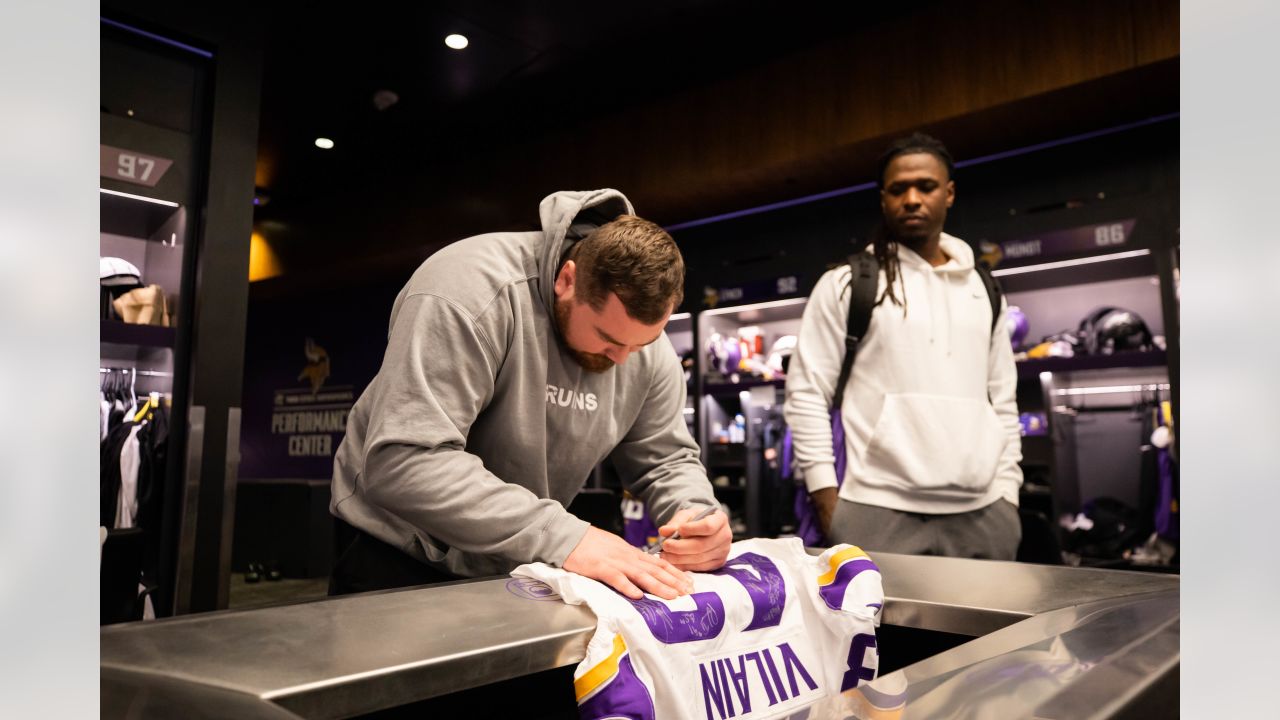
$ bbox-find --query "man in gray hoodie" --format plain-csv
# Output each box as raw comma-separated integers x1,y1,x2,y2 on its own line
330,189,731,599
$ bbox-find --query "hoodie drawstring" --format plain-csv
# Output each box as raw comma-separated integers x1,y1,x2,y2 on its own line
925,270,954,356
903,236,972,358
943,272,954,357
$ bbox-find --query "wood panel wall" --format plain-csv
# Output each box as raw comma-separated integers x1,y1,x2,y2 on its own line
255,0,1178,296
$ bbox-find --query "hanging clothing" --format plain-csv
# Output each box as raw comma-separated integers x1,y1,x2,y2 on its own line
134,403,168,533
134,403,168,615
100,421,135,527
139,583,155,620
1138,401,1179,544
100,371,171,621
100,394,111,442
1155,449,1178,539
117,424,142,529
1154,404,1179,540
1138,407,1159,541
101,411,162,531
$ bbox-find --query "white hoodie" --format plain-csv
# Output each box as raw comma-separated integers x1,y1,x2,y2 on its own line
783,233,1022,514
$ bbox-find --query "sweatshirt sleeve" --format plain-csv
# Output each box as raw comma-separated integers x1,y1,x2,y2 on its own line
988,296,1024,505
609,348,717,527
361,293,589,567
782,268,849,493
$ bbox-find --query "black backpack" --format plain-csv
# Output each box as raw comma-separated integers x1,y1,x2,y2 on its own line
830,253,1003,409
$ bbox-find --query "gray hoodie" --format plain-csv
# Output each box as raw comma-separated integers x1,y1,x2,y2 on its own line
331,189,715,578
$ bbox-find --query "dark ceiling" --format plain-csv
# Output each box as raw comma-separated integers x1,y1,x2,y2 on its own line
246,0,1177,297
252,1,913,227
252,3,911,198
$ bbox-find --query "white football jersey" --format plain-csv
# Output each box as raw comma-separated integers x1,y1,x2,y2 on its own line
513,537,883,720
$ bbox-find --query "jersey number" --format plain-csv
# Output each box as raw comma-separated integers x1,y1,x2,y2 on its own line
628,552,786,644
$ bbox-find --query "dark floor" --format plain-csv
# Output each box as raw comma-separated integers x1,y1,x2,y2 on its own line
227,574,330,610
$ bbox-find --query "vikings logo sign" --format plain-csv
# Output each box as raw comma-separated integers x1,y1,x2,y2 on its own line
298,337,330,398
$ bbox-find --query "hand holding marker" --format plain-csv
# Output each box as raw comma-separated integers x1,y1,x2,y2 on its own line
647,505,718,556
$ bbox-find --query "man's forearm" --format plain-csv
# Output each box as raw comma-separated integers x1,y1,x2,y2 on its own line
811,486,838,537
628,460,718,527
364,441,588,564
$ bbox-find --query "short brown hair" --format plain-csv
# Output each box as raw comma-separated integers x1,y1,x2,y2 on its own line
569,215,685,324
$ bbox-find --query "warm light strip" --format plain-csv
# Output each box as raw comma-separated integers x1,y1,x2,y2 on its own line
100,187,179,207
990,249,1150,277
1055,383,1170,396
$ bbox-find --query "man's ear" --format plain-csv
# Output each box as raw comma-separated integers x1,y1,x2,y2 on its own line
946,180,955,209
554,260,576,300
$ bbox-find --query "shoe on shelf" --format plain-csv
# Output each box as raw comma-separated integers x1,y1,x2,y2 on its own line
266,563,282,582
244,562,262,584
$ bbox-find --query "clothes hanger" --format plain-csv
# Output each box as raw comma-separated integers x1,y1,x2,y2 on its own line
1129,385,1145,421
132,391,163,424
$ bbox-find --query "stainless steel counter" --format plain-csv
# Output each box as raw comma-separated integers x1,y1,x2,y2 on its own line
100,554,1178,719
802,588,1179,719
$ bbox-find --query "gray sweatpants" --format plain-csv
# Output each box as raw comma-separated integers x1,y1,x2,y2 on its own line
829,498,1022,560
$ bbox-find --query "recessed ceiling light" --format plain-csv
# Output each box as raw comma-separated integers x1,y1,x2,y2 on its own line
372,89,399,111
445,33,468,50
315,137,334,150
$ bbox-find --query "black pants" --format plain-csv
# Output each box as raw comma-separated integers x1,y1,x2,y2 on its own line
328,528,462,596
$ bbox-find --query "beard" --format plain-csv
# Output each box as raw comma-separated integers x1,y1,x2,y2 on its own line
892,224,930,241
554,298,615,373
883,219,936,258
887,216,933,242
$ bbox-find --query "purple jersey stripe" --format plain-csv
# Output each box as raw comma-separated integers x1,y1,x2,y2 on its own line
578,651,656,720
818,558,879,611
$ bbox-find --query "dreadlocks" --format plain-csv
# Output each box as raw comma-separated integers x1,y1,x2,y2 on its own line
867,132,956,312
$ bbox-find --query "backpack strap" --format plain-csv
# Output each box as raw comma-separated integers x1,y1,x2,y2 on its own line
833,253,879,408
973,262,1003,335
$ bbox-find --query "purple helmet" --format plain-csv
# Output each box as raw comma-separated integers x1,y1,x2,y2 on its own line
723,338,742,373
1006,305,1030,349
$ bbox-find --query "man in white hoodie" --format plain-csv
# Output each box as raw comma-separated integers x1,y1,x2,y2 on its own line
783,134,1023,559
